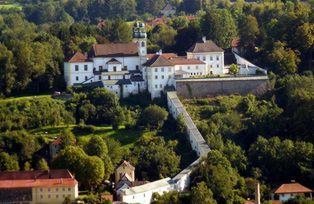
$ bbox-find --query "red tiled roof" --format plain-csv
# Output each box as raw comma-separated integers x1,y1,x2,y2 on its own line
274,183,312,194
147,53,177,60
0,170,77,189
91,43,138,57
169,56,205,65
188,40,223,53
0,170,73,180
0,178,77,188
143,54,174,67
68,51,89,63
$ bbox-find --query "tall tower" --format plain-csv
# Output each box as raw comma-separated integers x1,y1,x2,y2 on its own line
133,21,147,57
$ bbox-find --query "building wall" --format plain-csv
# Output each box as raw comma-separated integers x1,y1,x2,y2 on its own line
115,166,135,184
64,62,94,86
121,179,172,204
174,64,206,78
176,76,270,98
147,66,175,98
186,52,224,75
93,56,141,72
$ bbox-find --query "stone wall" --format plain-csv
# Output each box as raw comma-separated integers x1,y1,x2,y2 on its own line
176,76,270,98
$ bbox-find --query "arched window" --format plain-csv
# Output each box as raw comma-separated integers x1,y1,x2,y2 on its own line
141,41,145,47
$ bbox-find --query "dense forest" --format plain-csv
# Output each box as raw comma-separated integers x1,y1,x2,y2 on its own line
0,0,313,203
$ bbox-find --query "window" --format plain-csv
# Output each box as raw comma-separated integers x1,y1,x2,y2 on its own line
155,85,158,89
168,67,171,72
68,188,71,191
56,188,58,192
124,66,127,70
155,68,158,72
136,65,139,70
196,66,198,69
161,68,164,72
99,66,103,71
210,65,213,68
99,75,101,80
168,76,171,79
216,64,219,68
84,65,88,71
202,56,206,61
48,195,51,198
188,66,190,70
56,195,59,198
40,188,43,192
197,56,200,60
85,76,88,81
40,195,43,199
155,75,158,79
48,188,51,192
63,188,65,192
160,84,162,88
210,56,213,61
113,66,117,72
75,65,79,71
63,195,65,198
141,41,145,47
216,56,219,61
161,75,164,79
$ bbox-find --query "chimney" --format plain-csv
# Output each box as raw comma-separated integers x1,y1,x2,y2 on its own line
255,182,261,204
202,36,206,43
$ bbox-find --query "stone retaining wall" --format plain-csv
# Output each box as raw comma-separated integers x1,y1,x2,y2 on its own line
176,76,270,98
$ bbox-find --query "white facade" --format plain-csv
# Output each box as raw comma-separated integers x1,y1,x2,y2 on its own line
121,178,172,204
146,66,176,98
186,51,225,75
64,62,94,86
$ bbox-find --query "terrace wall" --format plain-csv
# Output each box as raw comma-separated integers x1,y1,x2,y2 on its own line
176,76,270,98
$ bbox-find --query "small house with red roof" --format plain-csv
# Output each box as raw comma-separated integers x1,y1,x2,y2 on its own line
0,169,78,204
273,182,312,202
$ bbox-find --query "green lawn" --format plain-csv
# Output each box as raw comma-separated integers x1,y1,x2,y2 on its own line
30,125,142,150
0,95,51,103
0,3,22,10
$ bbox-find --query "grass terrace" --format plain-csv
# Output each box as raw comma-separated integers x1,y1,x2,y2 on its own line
30,125,143,151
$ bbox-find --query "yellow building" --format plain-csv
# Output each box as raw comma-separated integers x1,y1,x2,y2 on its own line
0,169,78,204
115,160,135,184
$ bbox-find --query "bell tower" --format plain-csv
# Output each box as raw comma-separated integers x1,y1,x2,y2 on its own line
133,21,147,57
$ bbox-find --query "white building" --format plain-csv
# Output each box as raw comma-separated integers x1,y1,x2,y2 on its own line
144,52,206,98
186,37,225,75
273,182,313,202
121,178,172,204
0,169,78,204
64,27,266,99
64,22,147,98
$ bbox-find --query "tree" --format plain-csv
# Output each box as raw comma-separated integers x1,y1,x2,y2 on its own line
0,152,19,171
53,146,105,189
137,0,166,15
197,150,245,203
269,41,300,75
59,128,76,149
131,133,180,180
229,64,239,75
191,182,217,204
83,156,105,188
0,44,16,95
139,105,169,129
85,136,108,159
201,8,237,49
37,158,49,170
239,15,260,48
